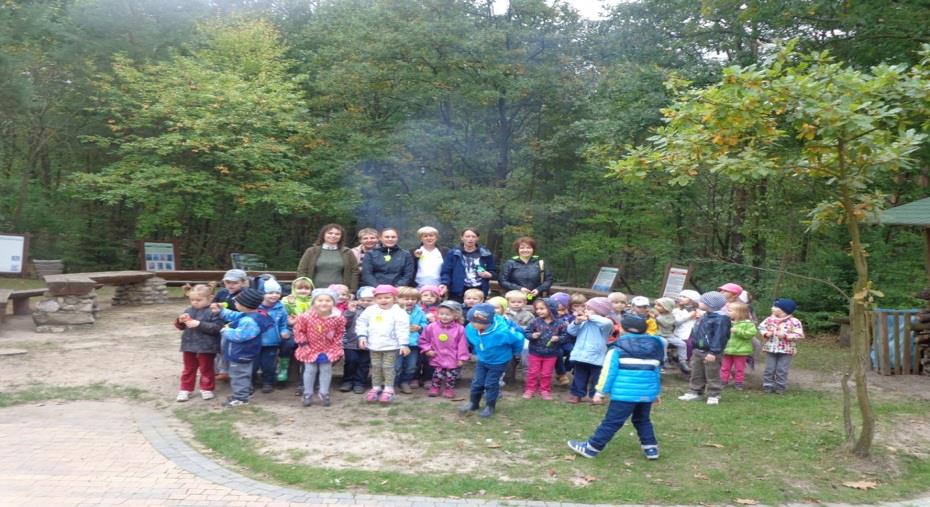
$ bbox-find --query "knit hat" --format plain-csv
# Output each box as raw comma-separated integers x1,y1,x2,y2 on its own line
585,297,613,317
419,285,441,296
549,292,570,309
373,284,398,297
223,269,248,282
773,298,797,315
621,314,647,334
540,297,560,317
488,296,509,312
467,303,495,325
699,291,727,312
438,300,463,315
678,290,701,302
654,297,676,312
327,284,349,296
311,288,337,305
356,286,375,299
234,288,264,309
263,279,282,294
718,282,743,296
631,296,650,307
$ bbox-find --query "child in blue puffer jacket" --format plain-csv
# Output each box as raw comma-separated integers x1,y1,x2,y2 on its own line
459,303,524,418
568,314,665,460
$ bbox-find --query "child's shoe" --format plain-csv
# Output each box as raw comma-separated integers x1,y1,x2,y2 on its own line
442,388,456,399
427,385,440,397
522,391,533,400
590,397,604,405
557,373,570,386
200,390,215,400
400,382,413,394
678,392,701,401
276,358,290,382
706,396,720,405
295,386,303,396
459,393,481,414
409,379,419,389
339,382,353,392
540,391,553,401
320,393,332,407
566,395,580,404
302,394,313,407
223,398,248,407
366,388,382,403
567,440,600,459
215,373,230,382
176,391,191,402
678,363,691,374
261,383,274,394
352,385,365,394
642,445,660,460
478,401,496,418
379,389,395,404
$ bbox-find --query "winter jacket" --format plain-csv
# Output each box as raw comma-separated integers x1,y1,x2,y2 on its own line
466,314,524,365
175,306,223,354
221,302,288,348
758,315,804,355
419,320,469,369
724,320,757,356
294,310,346,363
524,317,568,357
596,332,667,403
498,256,552,294
441,245,496,296
689,311,732,355
212,288,240,310
655,313,676,338
355,304,410,351
360,245,415,288
568,314,614,366
672,307,699,342
342,309,361,350
406,305,429,347
221,311,267,363
296,246,360,292
506,308,535,330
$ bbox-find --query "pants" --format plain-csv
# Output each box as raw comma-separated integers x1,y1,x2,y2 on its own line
394,348,420,385
252,346,279,386
228,361,253,401
525,354,558,394
431,367,461,389
570,361,601,398
720,354,749,384
588,400,657,451
470,361,507,404
215,337,229,374
370,350,398,389
688,349,722,397
342,348,370,388
416,352,434,384
555,340,574,375
303,362,333,396
180,352,216,392
762,352,794,392
666,336,688,365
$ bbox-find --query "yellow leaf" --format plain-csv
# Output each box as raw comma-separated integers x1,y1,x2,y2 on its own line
843,480,878,490
735,499,759,505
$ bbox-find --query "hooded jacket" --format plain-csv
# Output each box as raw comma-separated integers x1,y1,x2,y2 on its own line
355,303,411,351
466,314,524,365
360,245,415,288
419,320,470,370
283,277,315,317
174,306,224,354
596,332,667,402
689,311,732,355
568,314,614,366
523,299,568,357
293,309,346,363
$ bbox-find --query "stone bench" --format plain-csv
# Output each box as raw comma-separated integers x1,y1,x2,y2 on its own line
0,288,49,325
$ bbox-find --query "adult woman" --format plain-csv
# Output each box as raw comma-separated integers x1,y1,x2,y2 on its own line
350,228,380,264
360,228,415,287
440,228,496,302
411,226,448,290
296,224,360,292
498,236,553,298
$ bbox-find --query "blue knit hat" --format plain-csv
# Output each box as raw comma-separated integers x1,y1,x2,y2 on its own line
699,291,727,312
549,292,570,309
467,303,496,324
310,288,337,305
773,298,797,315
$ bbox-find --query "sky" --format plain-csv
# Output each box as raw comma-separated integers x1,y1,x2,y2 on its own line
492,0,623,20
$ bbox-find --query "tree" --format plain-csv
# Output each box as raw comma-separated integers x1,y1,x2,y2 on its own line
612,42,930,456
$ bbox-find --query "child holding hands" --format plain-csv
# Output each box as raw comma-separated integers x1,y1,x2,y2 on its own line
419,301,469,398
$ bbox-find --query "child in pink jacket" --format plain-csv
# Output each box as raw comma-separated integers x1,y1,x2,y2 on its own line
419,300,470,399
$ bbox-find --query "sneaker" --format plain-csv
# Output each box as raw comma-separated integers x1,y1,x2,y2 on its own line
442,388,456,399
590,397,604,405
200,390,215,400
522,391,534,400
215,373,230,382
353,385,365,394
566,395,580,404
302,394,313,407
379,390,395,404
762,386,774,393
499,379,506,388
295,386,303,396
427,386,440,397
540,392,553,401
678,363,691,374
567,440,599,459
339,382,352,393
642,445,660,460
261,384,274,394
366,388,381,403
176,391,191,402
678,392,701,401
773,390,785,395
320,393,332,407
400,382,413,394
706,396,720,405
223,398,248,407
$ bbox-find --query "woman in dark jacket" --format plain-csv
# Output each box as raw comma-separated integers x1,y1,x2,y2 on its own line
499,236,553,299
361,228,415,287
296,224,360,292
440,227,496,302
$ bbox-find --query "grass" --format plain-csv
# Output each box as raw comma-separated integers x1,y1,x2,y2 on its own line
0,382,149,408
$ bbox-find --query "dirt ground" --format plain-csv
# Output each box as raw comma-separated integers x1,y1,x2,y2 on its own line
2,298,929,474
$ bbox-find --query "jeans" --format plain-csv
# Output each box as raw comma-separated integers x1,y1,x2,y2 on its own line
180,352,215,392
342,348,370,388
470,361,508,404
570,361,601,398
394,347,420,385
555,340,574,375
688,349,722,397
720,355,749,384
525,354,558,394
588,400,657,451
762,352,794,392
303,362,333,396
228,361,253,401
370,350,398,389
666,336,688,365
251,346,279,387
215,337,229,374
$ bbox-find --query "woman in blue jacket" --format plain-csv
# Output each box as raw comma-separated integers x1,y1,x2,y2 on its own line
440,228,496,303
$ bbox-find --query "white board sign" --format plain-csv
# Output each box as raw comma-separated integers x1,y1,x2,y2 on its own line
0,234,26,274
591,266,619,293
661,265,691,298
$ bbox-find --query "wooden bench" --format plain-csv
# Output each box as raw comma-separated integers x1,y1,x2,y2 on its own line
43,271,153,296
0,288,49,323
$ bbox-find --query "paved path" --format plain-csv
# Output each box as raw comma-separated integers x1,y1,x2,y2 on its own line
0,401,927,507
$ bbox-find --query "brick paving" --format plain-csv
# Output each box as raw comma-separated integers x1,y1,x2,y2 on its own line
0,401,927,507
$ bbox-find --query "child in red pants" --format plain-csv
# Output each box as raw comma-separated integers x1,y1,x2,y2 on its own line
175,285,224,401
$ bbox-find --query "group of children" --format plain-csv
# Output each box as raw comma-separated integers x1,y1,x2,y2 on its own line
174,269,805,459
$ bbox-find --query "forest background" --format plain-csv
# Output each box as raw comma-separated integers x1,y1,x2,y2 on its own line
3,0,930,330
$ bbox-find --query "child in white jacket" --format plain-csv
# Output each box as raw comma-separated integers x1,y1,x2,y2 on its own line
355,284,410,404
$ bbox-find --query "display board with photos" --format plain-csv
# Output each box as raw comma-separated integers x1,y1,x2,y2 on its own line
142,241,178,272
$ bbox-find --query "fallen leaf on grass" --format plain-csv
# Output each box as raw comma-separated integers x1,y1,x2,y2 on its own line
486,443,502,448
693,473,709,480
843,481,878,490
570,475,598,487
702,442,724,448
547,468,557,477
562,454,576,461
380,480,389,485
735,499,759,505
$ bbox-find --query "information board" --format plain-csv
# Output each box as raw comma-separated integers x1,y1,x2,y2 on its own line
142,242,177,271
0,234,27,274
591,266,620,293
661,264,691,298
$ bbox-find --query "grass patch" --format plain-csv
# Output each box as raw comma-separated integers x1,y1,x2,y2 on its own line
793,335,851,374
0,278,47,290
179,385,930,505
0,382,149,408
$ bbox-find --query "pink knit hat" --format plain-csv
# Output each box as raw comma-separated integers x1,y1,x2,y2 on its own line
372,284,398,297
585,297,614,317
418,285,441,296
718,283,743,296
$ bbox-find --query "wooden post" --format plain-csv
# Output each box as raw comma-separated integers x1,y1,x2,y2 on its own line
880,312,890,375
924,228,930,285
903,313,913,374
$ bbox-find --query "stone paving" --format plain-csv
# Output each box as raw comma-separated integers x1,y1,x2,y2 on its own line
0,401,928,507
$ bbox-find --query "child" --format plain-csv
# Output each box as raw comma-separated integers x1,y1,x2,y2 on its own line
294,289,346,407
629,296,658,335
505,290,535,330
569,293,588,320
355,284,411,404
523,298,568,400
214,288,266,407
340,286,374,394
328,283,351,313
652,297,677,366
488,296,509,316
678,291,731,405
253,279,290,393
567,297,615,404
459,303,524,417
419,300,469,398
607,292,628,316
721,302,756,390
670,290,701,374
418,285,441,323
174,284,223,402
278,276,314,385
462,288,485,314
396,286,428,393
213,269,248,381
549,292,572,386
567,314,664,460
758,298,804,394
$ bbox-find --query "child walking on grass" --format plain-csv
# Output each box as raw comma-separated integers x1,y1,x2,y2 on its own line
419,301,469,398
460,303,524,418
294,289,346,407
355,284,410,404
721,302,756,390
175,284,223,402
759,298,804,394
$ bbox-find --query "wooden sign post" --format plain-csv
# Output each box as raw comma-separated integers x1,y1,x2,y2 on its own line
660,264,692,298
591,266,620,293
